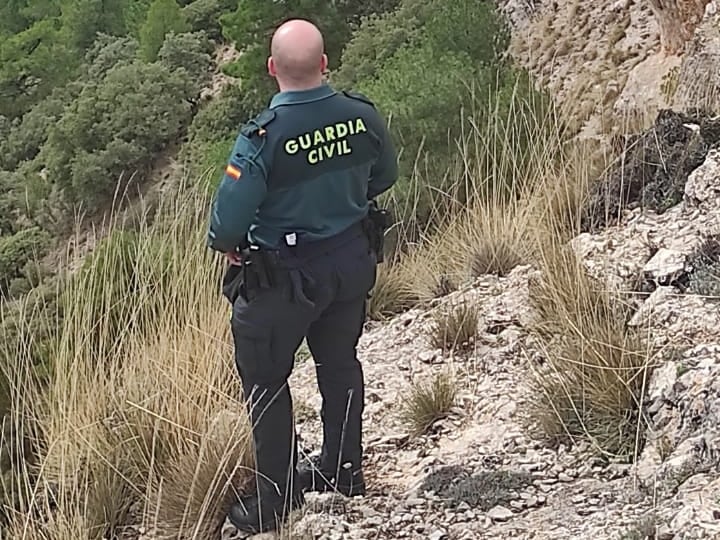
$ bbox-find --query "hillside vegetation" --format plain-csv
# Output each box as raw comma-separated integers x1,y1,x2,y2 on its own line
3,0,711,538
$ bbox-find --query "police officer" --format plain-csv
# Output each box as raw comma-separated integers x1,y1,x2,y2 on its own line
206,18,398,534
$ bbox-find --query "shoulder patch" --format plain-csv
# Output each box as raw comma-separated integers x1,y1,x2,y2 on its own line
240,109,276,138
342,90,376,108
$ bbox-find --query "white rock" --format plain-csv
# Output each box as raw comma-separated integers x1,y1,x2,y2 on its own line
685,149,720,210
643,248,687,285
487,505,514,522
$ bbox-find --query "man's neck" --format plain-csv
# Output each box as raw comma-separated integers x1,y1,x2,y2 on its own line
277,78,324,93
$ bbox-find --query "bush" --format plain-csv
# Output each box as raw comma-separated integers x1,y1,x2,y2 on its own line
0,84,79,172
686,235,720,299
182,84,254,185
157,31,214,93
0,19,78,119
219,0,353,114
182,0,236,40
330,8,419,89
139,0,190,62
83,34,139,79
420,466,533,511
42,59,195,206
336,0,404,27
333,0,551,228
334,0,508,90
0,172,20,236
7,278,31,298
0,227,51,294
0,280,62,418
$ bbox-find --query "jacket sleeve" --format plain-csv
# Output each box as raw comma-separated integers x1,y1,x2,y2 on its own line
207,133,268,253
367,115,399,200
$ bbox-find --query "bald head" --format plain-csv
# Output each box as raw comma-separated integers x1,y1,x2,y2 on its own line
268,19,327,90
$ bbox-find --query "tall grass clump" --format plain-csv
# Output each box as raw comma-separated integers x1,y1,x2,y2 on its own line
398,370,457,436
383,76,585,306
428,298,479,354
1,175,256,539
524,234,656,461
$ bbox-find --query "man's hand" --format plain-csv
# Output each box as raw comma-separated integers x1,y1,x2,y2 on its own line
225,251,243,266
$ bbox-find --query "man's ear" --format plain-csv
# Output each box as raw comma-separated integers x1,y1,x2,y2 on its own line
320,53,328,73
267,56,277,77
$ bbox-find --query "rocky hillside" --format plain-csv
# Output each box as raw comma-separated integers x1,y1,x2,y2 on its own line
219,114,720,540
500,0,719,139
218,4,720,538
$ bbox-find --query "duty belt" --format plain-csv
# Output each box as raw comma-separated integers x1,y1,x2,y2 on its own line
222,211,390,306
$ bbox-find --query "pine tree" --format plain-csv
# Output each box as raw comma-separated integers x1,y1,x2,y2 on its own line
60,0,129,50
139,0,189,62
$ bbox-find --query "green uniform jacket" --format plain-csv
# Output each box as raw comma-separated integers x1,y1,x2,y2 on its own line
207,83,399,253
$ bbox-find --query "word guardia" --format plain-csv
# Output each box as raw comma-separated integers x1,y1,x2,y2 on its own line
284,117,368,164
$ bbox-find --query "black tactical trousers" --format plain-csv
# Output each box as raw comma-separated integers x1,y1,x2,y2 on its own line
229,224,377,500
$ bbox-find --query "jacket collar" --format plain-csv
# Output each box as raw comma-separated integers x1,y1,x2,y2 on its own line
269,83,337,108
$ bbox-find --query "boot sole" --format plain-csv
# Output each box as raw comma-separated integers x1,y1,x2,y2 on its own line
302,478,366,497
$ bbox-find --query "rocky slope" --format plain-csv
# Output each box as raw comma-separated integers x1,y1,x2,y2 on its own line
221,112,720,539
500,0,719,139
220,3,720,538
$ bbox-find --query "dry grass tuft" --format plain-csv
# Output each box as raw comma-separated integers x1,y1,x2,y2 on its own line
524,239,656,460
620,513,660,540
398,371,457,436
428,298,479,353
1,179,255,539
366,262,418,320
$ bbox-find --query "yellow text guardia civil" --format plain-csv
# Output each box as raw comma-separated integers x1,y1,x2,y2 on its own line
284,117,368,164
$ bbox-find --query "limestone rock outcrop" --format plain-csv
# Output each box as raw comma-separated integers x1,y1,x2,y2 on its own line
649,0,711,54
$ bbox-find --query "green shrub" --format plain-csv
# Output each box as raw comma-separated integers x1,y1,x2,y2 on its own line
83,34,139,79
336,0,403,26
139,0,190,62
59,0,128,50
0,280,62,417
333,0,551,229
330,7,419,89
0,172,20,236
157,31,214,93
0,84,79,171
0,227,51,294
182,0,236,40
0,19,78,119
182,84,252,185
335,0,509,91
42,59,195,206
219,0,353,114
7,278,31,298
686,236,720,299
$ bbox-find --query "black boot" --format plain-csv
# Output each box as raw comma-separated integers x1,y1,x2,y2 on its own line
227,486,305,534
298,455,366,497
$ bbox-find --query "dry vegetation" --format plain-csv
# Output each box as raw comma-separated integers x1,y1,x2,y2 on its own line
0,77,659,537
1,183,255,539
398,370,458,436
381,84,654,461
427,299,480,354
524,238,655,461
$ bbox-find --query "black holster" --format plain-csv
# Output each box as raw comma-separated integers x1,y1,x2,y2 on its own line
221,248,278,305
363,200,392,263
